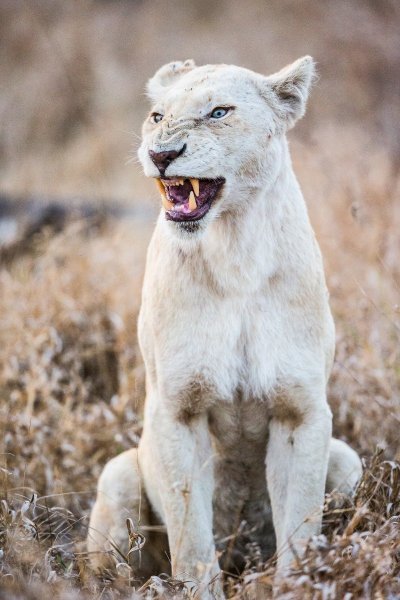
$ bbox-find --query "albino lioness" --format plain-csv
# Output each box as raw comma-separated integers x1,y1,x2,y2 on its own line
88,57,362,598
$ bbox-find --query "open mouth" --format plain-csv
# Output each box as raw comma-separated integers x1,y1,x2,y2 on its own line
155,177,225,222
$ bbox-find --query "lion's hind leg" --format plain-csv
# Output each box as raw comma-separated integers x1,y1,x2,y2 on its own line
87,448,167,578
326,438,362,495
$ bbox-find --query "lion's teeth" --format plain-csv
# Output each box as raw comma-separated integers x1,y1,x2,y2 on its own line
156,178,166,196
166,178,184,186
156,179,173,210
161,195,174,211
190,178,199,196
188,191,197,211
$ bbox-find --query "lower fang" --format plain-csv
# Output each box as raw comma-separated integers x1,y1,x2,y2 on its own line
162,195,174,211
188,191,197,211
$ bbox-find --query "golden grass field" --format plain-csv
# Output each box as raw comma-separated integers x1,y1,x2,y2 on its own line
0,1,399,598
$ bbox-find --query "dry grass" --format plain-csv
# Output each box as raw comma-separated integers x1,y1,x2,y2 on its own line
0,0,399,598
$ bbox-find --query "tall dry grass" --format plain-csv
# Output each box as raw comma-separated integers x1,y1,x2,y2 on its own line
0,0,399,598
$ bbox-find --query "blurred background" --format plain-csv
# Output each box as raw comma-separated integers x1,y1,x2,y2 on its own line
1,0,399,200
0,1,399,595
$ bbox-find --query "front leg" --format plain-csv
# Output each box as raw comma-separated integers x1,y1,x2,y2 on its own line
267,383,332,572
142,401,223,599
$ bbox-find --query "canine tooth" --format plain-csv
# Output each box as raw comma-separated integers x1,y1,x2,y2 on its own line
156,179,173,210
188,191,197,211
156,179,166,196
161,195,174,211
190,178,199,196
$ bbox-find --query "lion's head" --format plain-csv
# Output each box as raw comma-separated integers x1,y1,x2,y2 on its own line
138,57,315,237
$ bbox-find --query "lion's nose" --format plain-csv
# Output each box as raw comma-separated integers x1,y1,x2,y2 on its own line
149,144,186,175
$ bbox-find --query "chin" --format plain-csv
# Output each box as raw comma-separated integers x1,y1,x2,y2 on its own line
164,210,215,241
162,207,217,244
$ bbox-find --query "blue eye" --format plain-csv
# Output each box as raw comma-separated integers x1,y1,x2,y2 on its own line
150,112,163,124
210,107,231,119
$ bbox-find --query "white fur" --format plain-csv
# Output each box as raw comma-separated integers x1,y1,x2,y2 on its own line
88,58,362,598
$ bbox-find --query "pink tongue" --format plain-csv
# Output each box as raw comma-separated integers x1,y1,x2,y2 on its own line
173,199,193,213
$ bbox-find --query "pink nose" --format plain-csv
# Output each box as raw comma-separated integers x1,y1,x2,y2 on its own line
149,144,186,175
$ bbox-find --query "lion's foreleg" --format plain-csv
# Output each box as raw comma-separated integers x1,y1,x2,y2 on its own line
266,385,332,572
146,405,224,599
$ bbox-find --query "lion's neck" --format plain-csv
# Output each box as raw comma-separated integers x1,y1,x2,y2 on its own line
199,155,312,293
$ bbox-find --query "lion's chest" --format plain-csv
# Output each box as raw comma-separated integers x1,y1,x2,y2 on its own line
141,286,285,425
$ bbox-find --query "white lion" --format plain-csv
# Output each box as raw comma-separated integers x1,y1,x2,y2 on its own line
87,57,362,599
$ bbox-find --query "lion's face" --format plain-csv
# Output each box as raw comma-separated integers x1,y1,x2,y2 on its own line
138,58,314,237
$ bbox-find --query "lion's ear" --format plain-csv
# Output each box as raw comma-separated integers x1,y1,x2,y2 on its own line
260,56,316,130
146,59,196,103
